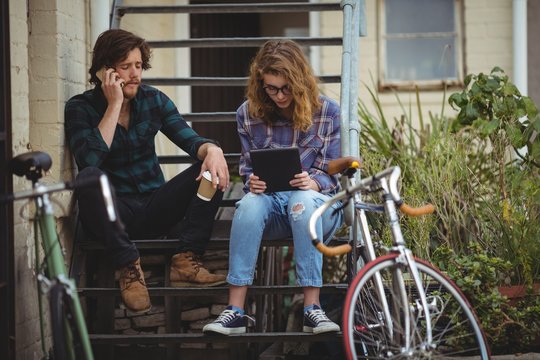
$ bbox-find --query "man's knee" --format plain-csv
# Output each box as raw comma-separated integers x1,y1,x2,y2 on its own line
77,166,104,180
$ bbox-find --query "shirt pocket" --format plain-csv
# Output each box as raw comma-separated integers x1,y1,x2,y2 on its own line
249,127,272,149
134,121,160,142
298,134,324,150
131,121,160,158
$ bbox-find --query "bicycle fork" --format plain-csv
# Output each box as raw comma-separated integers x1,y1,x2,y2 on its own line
380,177,434,353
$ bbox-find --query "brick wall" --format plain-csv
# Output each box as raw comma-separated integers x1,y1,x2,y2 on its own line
10,0,88,358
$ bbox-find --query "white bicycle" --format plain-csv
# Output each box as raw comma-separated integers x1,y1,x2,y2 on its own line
309,157,490,359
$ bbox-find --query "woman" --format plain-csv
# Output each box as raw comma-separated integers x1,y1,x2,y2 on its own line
203,40,343,335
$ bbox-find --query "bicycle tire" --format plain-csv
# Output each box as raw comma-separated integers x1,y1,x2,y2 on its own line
342,254,490,359
49,283,86,360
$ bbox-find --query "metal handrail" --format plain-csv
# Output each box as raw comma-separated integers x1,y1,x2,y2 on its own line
116,2,342,15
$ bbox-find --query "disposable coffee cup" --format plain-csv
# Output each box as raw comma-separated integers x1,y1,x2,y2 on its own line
197,171,218,201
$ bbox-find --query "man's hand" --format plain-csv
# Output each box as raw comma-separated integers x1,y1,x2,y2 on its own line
101,68,125,105
197,143,229,191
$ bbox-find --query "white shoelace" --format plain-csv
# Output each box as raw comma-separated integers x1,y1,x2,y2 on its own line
307,309,331,323
215,309,255,326
215,309,238,324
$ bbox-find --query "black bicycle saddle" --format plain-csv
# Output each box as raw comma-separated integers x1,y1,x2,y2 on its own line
9,151,52,181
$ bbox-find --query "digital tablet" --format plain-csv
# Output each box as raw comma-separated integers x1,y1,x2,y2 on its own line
250,147,302,193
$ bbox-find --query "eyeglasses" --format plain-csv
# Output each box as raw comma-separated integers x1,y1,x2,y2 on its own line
263,84,292,96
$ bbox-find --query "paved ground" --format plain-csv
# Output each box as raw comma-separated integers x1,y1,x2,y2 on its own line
455,354,540,359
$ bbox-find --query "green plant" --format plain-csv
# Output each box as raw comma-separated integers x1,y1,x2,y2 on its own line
358,71,540,284
357,69,540,353
449,67,540,171
434,243,540,353
448,67,540,284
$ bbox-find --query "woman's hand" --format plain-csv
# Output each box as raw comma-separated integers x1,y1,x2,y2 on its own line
290,171,319,191
249,174,267,194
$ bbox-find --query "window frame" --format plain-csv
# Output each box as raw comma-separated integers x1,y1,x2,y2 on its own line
377,0,464,91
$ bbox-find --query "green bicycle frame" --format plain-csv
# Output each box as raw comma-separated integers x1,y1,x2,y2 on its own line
36,192,94,360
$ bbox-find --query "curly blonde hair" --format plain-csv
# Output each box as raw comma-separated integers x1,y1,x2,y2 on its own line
245,40,321,132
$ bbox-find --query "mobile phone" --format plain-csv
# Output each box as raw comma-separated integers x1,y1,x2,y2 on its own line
96,67,107,82
96,67,124,87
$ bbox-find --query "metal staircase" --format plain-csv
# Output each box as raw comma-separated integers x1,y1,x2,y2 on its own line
74,1,364,359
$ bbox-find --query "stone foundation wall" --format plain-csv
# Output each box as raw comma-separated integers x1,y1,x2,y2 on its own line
112,250,230,350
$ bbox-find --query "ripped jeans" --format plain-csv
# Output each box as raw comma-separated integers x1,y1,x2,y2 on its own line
227,190,343,287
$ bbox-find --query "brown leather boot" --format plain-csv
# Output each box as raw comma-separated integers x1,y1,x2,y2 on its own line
118,258,151,313
170,251,226,287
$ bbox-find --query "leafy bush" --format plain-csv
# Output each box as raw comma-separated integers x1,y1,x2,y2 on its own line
434,243,540,353
359,68,540,284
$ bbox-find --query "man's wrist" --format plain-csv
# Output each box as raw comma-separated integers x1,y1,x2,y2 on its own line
198,141,222,159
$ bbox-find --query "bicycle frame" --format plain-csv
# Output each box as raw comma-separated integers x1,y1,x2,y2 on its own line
34,183,94,360
2,151,123,359
309,166,434,351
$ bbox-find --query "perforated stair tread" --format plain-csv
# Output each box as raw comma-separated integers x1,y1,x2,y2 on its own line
90,331,342,344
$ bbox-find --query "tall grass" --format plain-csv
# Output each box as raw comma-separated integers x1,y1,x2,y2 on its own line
358,85,540,284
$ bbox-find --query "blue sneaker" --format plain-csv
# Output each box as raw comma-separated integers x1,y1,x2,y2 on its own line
303,304,340,334
203,306,253,335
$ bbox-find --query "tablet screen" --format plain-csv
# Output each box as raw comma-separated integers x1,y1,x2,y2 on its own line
250,147,302,193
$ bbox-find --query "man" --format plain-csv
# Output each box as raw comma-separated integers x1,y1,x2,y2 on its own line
65,29,229,313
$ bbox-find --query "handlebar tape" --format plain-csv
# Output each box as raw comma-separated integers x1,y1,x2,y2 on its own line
399,203,436,216
312,240,352,257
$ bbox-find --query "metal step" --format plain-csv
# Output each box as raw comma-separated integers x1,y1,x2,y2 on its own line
79,284,348,297
158,152,240,164
77,219,349,251
142,75,341,87
148,36,342,48
90,331,342,345
114,2,342,16
182,112,236,123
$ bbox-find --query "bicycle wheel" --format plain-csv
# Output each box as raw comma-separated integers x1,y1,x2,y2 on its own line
49,283,86,360
342,254,490,359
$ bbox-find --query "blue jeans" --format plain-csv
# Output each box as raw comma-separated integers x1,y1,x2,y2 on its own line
227,190,343,287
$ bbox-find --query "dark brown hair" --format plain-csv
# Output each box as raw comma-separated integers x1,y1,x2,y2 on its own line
89,29,152,84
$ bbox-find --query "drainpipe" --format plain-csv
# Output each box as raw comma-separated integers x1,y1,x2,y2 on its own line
91,0,110,45
513,0,527,95
513,0,528,158
309,0,321,75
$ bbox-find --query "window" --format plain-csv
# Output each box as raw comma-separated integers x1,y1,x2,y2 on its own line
379,0,463,90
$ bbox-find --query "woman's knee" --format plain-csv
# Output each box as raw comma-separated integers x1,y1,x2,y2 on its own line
288,191,318,218
234,193,270,221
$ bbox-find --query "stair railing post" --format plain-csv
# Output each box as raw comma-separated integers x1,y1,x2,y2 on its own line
340,0,362,159
110,0,123,29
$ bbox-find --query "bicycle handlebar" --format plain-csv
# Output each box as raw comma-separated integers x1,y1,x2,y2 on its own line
399,202,436,216
327,156,361,176
310,164,436,257
0,174,117,222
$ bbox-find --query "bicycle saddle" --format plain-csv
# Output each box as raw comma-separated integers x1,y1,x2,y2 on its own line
9,151,52,181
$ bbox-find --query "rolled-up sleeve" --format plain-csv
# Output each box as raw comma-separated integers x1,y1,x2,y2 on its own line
309,108,341,194
64,97,110,169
